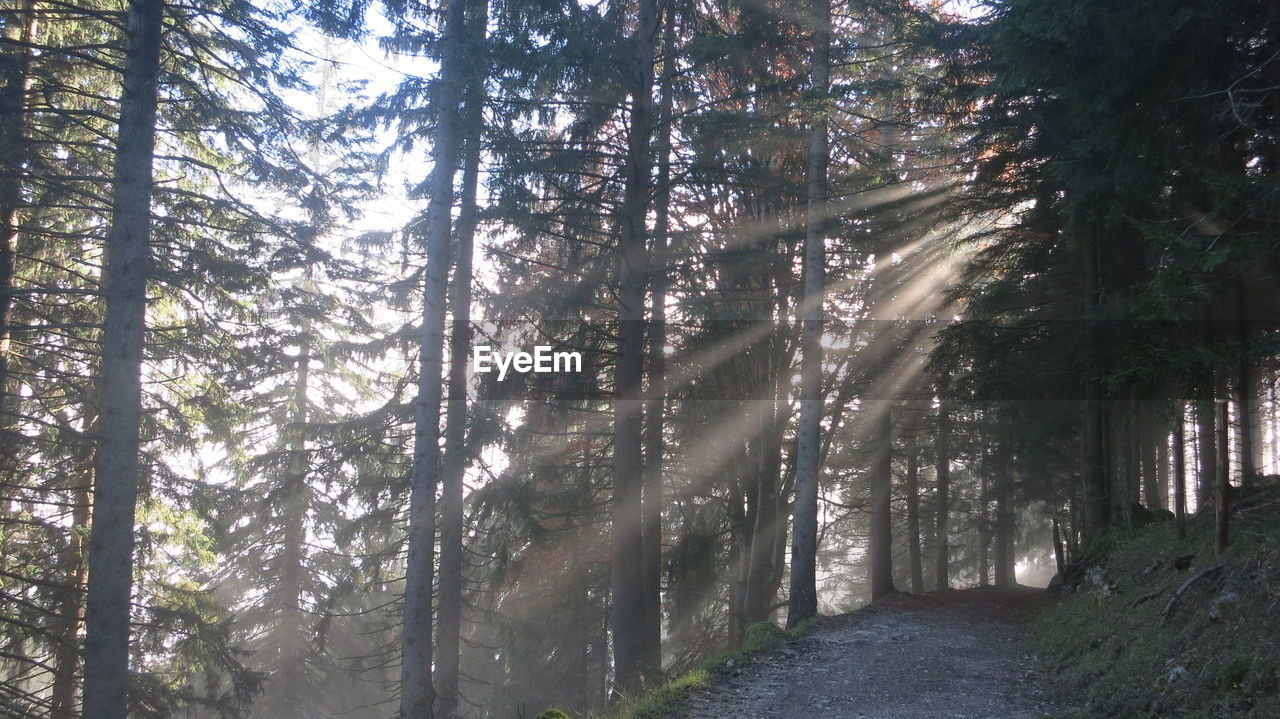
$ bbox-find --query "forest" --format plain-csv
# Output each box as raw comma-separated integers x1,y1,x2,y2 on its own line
0,0,1277,717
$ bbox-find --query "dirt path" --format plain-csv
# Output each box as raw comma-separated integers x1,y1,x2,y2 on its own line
676,587,1065,719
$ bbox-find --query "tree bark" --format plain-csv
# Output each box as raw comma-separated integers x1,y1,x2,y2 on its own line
993,498,1016,587
266,292,311,719
1067,476,1081,560
82,2,164,716
52,429,92,719
1269,373,1278,474
744,405,783,624
726,476,749,646
1081,224,1111,535
1237,357,1258,490
639,0,675,670
1139,402,1161,509
612,0,658,690
402,0,471,715
1130,404,1141,507
0,0,37,435
1173,406,1187,538
787,0,829,627
1196,394,1217,511
1215,398,1230,553
993,445,1017,588
435,5,486,713
933,394,950,591
1081,373,1109,533
1051,515,1065,575
978,459,990,588
1237,279,1260,489
1155,408,1170,510
869,403,895,600
0,3,82,713
904,423,923,595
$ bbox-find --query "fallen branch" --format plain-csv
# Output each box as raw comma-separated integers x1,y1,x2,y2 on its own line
1160,564,1225,625
1130,580,1172,609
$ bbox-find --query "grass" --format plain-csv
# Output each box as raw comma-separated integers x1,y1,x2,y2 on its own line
595,618,814,719
1032,496,1280,719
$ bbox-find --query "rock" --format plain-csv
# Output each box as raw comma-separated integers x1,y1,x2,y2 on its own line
1086,565,1106,586
1130,502,1174,527
1051,559,1101,595
1047,572,1066,594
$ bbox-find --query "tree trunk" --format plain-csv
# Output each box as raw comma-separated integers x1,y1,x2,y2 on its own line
905,424,923,595
765,389,791,605
435,6,486,713
1237,279,1260,489
978,462,990,588
1123,401,1141,512
869,403,895,600
52,430,92,719
1139,403,1161,509
744,404,783,624
1155,410,1170,510
1237,357,1259,490
0,0,37,433
729,441,754,643
1173,406,1187,538
743,258,791,627
639,1,675,669
1082,382,1110,533
1081,224,1111,535
993,495,1016,587
1067,475,1081,561
1196,395,1217,511
402,0,471,714
993,447,1017,588
82,2,164,716
1109,402,1134,531
612,0,658,690
1051,515,1065,575
788,0,829,627
1269,373,1278,474
921,477,935,592
0,4,79,712
726,478,748,646
1215,398,1230,553
267,296,312,719
933,394,950,591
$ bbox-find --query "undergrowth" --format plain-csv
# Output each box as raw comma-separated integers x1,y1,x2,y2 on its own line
1033,493,1280,719
593,619,813,719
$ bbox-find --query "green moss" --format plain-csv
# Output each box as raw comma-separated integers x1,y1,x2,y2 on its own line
610,667,712,719
741,621,786,653
535,711,572,719
599,619,813,719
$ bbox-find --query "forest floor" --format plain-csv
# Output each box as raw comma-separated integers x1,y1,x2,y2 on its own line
672,587,1065,719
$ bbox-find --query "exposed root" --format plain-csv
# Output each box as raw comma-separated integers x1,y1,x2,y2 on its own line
1159,564,1225,625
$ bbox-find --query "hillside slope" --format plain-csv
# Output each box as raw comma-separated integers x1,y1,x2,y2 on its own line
1034,485,1280,719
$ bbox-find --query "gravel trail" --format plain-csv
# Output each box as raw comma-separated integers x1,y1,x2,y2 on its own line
676,587,1065,719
